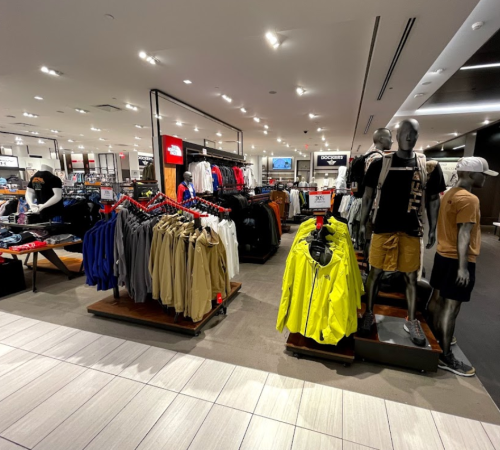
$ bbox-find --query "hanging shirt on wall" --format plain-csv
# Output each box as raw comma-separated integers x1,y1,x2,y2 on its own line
27,171,64,219
365,154,446,237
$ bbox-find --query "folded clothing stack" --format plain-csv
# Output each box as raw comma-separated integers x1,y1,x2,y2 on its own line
45,234,77,245
0,231,37,249
10,241,47,252
17,213,44,225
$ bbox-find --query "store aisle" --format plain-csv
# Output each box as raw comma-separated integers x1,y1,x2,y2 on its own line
0,310,498,450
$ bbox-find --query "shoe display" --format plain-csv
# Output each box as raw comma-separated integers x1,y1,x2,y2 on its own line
403,318,426,347
438,352,476,377
359,311,375,334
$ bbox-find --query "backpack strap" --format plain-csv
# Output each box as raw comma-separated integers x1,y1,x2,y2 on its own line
416,153,427,223
371,153,393,224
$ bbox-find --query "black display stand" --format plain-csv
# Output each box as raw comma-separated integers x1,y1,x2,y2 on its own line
87,282,241,336
239,247,278,264
286,333,355,366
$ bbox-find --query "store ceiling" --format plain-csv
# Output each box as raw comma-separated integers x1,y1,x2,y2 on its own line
0,0,494,159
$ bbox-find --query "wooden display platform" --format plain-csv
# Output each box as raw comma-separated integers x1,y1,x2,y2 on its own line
286,333,355,366
87,282,242,336
27,256,83,275
239,247,277,264
354,305,441,372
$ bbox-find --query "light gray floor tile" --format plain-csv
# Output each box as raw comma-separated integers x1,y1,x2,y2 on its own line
21,326,80,353
188,404,252,450
0,437,24,450
0,317,39,341
65,335,125,367
181,359,235,402
297,381,342,438
292,428,342,450
483,422,500,449
240,415,295,450
0,355,61,402
432,411,494,450
216,366,268,413
254,373,304,425
149,353,205,392
0,345,14,359
35,376,144,450
386,401,443,450
0,321,61,348
91,340,150,375
0,315,22,329
0,362,86,433
343,441,377,450
137,394,213,450
118,346,176,383
2,369,113,448
42,330,101,360
85,385,177,450
343,390,393,449
0,347,37,378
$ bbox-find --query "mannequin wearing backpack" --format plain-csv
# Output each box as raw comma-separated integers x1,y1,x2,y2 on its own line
358,119,446,347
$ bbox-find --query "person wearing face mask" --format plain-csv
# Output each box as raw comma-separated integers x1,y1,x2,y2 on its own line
427,157,498,377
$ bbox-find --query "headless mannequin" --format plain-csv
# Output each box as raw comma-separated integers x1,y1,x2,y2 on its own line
26,164,62,213
359,119,440,326
427,170,486,356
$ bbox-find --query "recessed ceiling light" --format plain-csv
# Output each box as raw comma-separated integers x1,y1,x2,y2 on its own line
422,81,432,85
78,145,84,149
253,117,260,123
155,114,162,119
453,132,458,136
271,152,274,155
41,66,62,76
296,87,306,96
135,136,141,140
23,112,38,118
135,125,144,129
91,127,101,131
126,104,138,111
134,144,139,147
71,150,74,154
183,80,192,84
319,149,323,152
68,139,74,142
325,142,329,146
30,131,39,135
176,121,182,126
216,132,222,137
240,108,247,113
138,51,158,65
38,139,45,144
222,95,232,103
264,130,268,135
317,127,322,132
308,113,316,119
265,31,281,49
194,127,199,132
75,108,88,114
414,93,425,98
108,149,111,152
251,145,255,149
472,21,484,31
277,138,282,143
322,136,325,141
51,129,59,133
426,145,430,148
133,149,137,152
219,147,222,150
263,150,266,153
395,123,400,129
108,145,113,148
286,144,290,148
483,119,490,125
34,96,43,101
433,68,445,74
173,135,178,138
264,125,269,130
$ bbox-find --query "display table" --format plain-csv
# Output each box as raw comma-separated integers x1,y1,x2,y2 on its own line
0,241,83,292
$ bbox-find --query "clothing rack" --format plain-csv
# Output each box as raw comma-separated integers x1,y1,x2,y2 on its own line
180,196,231,213
248,193,270,203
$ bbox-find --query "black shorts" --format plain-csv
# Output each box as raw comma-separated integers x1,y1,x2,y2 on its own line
430,253,476,302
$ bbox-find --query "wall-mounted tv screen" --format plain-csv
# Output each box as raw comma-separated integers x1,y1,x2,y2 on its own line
272,157,293,170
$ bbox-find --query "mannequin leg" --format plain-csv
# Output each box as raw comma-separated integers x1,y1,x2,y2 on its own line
439,298,462,355
403,271,418,321
365,267,384,314
426,289,443,333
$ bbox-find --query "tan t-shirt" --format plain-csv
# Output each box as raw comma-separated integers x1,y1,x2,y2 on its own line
437,187,481,262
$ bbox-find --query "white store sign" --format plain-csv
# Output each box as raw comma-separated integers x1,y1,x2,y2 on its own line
0,155,19,168
309,191,332,209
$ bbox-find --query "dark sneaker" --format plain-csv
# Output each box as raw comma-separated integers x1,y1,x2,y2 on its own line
451,336,457,346
359,311,375,334
403,318,426,347
438,352,475,377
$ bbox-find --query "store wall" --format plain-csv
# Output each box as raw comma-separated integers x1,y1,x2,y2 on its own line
473,127,500,223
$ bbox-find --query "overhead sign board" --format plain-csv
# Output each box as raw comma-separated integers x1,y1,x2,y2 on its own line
314,153,348,170
162,135,184,165
0,155,19,168
138,155,154,167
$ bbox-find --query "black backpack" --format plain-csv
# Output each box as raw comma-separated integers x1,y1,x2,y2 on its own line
350,151,380,198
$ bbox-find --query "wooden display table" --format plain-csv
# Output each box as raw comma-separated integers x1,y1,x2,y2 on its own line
1,241,83,292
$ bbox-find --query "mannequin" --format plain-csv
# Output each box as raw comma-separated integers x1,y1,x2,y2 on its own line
428,157,498,376
177,171,196,203
358,119,445,346
26,164,64,220
372,128,393,154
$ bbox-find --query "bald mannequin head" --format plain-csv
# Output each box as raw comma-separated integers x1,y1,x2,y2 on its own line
396,119,419,152
372,128,393,151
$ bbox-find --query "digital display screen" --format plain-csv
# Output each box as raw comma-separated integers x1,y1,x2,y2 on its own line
272,157,293,170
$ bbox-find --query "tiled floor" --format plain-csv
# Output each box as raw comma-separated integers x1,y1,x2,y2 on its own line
0,311,498,450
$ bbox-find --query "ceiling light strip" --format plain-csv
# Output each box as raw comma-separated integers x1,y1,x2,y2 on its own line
363,115,375,134
460,62,500,71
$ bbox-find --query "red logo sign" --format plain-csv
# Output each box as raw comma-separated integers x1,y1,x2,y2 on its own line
162,135,184,165
119,152,125,159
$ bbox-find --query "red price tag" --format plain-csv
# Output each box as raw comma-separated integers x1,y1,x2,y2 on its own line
216,293,223,304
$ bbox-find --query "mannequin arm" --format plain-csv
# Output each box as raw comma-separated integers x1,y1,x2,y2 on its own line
456,222,473,287
425,194,440,249
26,188,38,210
358,186,374,246
38,188,63,211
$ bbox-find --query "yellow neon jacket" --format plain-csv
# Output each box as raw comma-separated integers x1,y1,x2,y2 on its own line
276,217,364,345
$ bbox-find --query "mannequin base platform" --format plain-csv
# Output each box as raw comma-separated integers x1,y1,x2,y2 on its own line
87,282,241,336
354,305,441,373
239,248,277,264
286,333,355,366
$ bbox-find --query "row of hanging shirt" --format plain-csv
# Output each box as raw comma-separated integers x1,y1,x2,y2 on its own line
188,160,253,193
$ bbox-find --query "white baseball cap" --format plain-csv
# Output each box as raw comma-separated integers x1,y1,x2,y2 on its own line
456,157,498,176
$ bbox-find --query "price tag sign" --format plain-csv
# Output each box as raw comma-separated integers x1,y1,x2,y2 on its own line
100,186,114,201
309,191,332,209
202,148,207,155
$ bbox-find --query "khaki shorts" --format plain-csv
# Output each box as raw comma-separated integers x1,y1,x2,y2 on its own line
369,232,420,273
